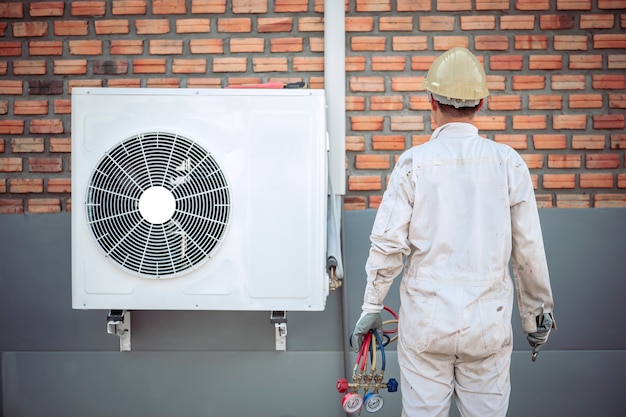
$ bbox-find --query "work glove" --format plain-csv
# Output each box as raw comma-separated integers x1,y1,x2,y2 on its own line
527,312,553,361
350,311,383,353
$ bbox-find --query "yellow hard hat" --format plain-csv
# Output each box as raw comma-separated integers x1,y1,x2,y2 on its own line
423,47,489,102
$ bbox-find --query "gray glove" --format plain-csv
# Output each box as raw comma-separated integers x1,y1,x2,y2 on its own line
527,312,553,361
350,312,383,352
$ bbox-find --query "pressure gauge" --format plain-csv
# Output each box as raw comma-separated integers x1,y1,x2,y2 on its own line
364,392,384,413
342,392,363,414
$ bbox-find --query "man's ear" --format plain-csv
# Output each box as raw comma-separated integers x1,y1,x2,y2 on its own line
429,95,438,111
477,99,484,111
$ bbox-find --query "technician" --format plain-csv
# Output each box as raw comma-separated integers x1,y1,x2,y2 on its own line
350,47,556,417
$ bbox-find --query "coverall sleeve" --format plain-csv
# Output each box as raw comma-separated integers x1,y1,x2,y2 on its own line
509,154,555,333
362,155,414,310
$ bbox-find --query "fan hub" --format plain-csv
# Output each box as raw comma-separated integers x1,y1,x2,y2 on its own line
138,186,175,224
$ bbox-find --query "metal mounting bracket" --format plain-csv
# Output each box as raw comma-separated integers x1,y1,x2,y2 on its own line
107,309,131,352
270,310,287,351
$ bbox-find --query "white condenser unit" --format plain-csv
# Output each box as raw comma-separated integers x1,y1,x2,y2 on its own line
71,88,329,312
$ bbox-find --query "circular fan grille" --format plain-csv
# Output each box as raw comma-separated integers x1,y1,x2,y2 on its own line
85,131,231,278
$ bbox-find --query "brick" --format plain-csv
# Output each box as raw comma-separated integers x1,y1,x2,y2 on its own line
309,37,324,52
107,79,142,88
369,195,383,209
0,200,24,214
298,17,324,32
346,135,365,152
355,154,391,170
190,39,224,54
229,38,263,53
348,175,382,191
133,58,166,73
28,80,63,95
489,55,523,71
476,0,508,9
397,0,431,11
371,135,406,150
409,95,430,110
539,14,575,30
593,34,626,49
10,178,44,193
512,75,546,90
293,57,323,71
572,134,606,150
346,56,366,72
411,135,430,146
136,19,170,34
53,99,71,114
569,94,603,109
569,54,603,69
270,38,301,53
190,0,226,14
580,14,615,29
532,134,567,150
346,17,375,32
586,153,620,169
608,55,626,69
592,74,626,90
513,115,547,130
488,95,522,111
50,137,71,152
233,0,268,13
95,20,130,34
620,174,626,188
0,3,24,18
557,0,592,9
68,80,102,91
213,57,247,72
556,194,590,208
69,40,103,55
580,173,613,188
0,120,24,134
14,100,49,115
217,18,251,33
13,60,47,75
0,158,23,172
433,37,470,50
29,40,63,55
346,96,365,112
29,2,65,17
528,95,562,110
11,138,44,152
410,56,436,71
535,194,553,208
54,20,89,36
598,0,626,8
112,0,147,15
500,15,535,30
274,0,308,12
146,78,180,88
344,196,367,210
350,76,385,92
475,35,509,50
437,0,471,11
419,16,455,31
380,16,414,31
543,174,576,189
494,134,528,150
475,116,506,131
27,198,61,213
460,16,496,30
356,0,391,12
28,157,63,172
153,0,186,14
351,116,384,131
372,56,406,71
554,35,588,50
351,37,386,51
554,114,587,130
258,18,293,33
370,96,404,111
391,116,423,131
110,40,144,55
548,154,581,168
609,94,626,109
54,59,87,75
149,40,183,55
252,57,288,72
176,18,210,33
0,101,7,115
594,194,626,208
30,119,63,134
522,154,544,169
552,75,586,90
93,59,128,75
12,21,48,37
186,78,221,88
0,41,21,57
529,55,562,70
0,62,7,75
593,114,625,129
172,59,206,74
71,1,106,16
514,35,548,50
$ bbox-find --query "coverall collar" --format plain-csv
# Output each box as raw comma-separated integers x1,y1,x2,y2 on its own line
430,122,478,141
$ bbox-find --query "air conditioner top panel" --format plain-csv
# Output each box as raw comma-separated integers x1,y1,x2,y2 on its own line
72,87,325,97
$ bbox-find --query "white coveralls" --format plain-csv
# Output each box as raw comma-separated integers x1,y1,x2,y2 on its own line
362,123,554,417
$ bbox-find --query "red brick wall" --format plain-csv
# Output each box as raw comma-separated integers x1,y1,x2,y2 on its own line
0,0,625,214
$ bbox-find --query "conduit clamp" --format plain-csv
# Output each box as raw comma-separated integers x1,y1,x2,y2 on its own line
107,309,131,352
270,310,287,351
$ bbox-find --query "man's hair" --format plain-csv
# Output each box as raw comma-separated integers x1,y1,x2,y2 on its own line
437,101,480,118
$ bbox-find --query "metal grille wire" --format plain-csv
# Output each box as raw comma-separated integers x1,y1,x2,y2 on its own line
85,131,231,278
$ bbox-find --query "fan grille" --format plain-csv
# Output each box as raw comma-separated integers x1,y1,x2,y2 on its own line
85,131,231,278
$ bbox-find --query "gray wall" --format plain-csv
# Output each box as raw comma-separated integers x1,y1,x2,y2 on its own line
1,209,625,416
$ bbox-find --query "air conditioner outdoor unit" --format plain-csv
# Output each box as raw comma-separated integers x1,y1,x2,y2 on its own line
71,88,328,312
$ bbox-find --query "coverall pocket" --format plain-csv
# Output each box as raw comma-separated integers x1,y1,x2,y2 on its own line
400,282,439,353
477,300,512,355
